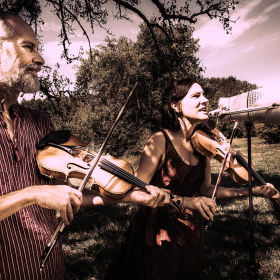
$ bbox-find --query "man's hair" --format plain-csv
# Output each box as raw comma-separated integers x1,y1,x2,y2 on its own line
0,11,21,45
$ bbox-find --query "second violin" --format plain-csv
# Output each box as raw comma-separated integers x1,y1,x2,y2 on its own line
191,120,280,210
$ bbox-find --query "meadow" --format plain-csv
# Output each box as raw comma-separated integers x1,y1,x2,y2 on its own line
62,137,280,280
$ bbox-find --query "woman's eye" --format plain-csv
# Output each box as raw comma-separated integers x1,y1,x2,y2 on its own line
25,45,32,50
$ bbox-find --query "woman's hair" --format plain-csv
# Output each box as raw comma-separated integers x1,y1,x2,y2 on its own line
161,76,197,131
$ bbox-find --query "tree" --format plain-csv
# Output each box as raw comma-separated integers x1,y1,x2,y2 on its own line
73,19,202,156
38,66,75,121
255,124,280,144
200,76,258,138
1,0,240,99
200,76,258,110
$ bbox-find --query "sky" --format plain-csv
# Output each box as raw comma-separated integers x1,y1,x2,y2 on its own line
29,0,280,101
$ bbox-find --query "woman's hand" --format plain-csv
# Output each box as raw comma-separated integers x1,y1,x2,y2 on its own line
253,183,279,198
183,196,216,221
124,186,171,207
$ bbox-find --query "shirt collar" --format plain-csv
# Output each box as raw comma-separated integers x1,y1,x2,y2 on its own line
10,102,24,120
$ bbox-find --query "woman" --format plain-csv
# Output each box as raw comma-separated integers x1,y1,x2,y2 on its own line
103,77,278,280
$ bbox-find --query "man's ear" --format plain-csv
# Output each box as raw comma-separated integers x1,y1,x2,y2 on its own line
171,101,180,113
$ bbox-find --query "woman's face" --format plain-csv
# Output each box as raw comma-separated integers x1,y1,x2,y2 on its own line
172,83,209,123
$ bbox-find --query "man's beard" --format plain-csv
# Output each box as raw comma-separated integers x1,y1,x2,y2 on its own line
0,62,41,94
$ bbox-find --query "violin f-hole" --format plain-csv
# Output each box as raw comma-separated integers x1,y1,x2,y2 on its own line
67,163,91,170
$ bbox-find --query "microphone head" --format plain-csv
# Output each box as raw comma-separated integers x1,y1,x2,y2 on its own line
208,88,280,124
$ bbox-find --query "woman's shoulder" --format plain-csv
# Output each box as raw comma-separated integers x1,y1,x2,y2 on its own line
150,130,167,144
145,130,166,153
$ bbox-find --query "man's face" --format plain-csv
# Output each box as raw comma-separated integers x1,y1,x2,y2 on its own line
0,16,45,94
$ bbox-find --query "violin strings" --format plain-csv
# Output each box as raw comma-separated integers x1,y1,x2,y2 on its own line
72,146,148,189
99,159,148,189
75,146,147,187
101,160,148,189
235,152,265,185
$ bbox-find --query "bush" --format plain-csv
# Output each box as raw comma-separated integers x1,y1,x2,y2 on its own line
255,123,280,144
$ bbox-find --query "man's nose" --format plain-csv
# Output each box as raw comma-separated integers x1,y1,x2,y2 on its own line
32,51,45,66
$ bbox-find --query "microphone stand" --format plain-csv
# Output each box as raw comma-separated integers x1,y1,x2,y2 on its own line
245,122,260,280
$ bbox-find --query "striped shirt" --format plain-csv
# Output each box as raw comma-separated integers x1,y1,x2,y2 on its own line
0,103,65,280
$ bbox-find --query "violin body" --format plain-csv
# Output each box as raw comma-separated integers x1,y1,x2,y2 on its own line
191,125,253,185
36,135,134,200
224,150,252,185
191,127,228,163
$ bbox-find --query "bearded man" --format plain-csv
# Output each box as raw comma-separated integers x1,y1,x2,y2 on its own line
0,11,170,280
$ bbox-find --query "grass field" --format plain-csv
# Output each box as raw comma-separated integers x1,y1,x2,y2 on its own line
63,137,280,280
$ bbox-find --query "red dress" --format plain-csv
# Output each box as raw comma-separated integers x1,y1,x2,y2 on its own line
103,130,207,280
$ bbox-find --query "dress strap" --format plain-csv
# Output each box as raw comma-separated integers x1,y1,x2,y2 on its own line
159,129,206,167
159,129,172,150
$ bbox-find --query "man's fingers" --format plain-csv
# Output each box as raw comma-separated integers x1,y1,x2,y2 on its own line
72,188,83,202
69,192,82,214
66,201,74,224
56,186,82,224
60,207,70,225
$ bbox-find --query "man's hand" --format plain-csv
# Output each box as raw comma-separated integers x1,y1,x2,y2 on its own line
29,185,83,225
253,183,279,199
124,186,171,207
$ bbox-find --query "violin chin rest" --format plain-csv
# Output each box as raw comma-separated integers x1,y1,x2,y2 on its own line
38,130,71,149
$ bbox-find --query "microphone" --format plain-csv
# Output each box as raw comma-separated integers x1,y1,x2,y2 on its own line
208,87,280,124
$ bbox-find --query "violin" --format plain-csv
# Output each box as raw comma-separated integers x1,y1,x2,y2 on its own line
37,133,134,200
36,130,183,213
191,121,280,211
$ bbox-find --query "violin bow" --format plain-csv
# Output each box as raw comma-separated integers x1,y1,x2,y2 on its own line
205,121,238,230
40,81,139,270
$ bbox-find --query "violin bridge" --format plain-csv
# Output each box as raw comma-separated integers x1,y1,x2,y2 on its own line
82,148,89,161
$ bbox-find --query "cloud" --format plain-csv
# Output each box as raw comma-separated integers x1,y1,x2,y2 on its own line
130,13,142,26
39,40,103,82
263,1,280,13
193,0,279,50
41,22,62,32
129,28,140,35
42,40,100,66
242,45,257,53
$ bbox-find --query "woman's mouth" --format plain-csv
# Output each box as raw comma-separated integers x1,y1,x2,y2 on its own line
199,108,207,112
